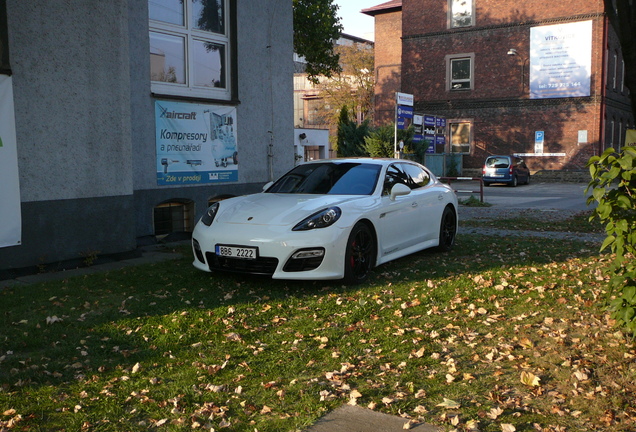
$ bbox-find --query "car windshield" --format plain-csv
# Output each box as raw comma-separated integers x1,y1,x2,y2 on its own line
486,157,510,168
266,162,381,195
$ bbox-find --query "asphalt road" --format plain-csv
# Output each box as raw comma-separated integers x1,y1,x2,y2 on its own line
449,180,593,211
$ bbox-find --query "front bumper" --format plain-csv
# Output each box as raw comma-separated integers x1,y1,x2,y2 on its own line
191,222,350,280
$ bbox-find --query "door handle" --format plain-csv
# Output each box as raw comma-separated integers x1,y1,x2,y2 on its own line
411,202,418,208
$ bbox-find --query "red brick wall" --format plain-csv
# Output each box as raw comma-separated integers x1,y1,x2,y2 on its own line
374,10,402,125
402,0,602,36
395,0,633,171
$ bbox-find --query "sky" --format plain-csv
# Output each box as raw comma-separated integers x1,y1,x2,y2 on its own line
333,0,381,41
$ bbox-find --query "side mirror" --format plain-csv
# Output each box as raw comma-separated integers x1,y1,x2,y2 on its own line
262,181,274,192
390,183,411,201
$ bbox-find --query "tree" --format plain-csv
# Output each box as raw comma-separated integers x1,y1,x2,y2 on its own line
603,0,636,116
293,0,343,83
336,106,369,157
316,43,375,126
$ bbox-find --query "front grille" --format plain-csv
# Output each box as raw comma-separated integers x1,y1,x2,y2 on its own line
206,252,278,275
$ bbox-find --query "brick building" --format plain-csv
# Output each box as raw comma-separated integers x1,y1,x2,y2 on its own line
362,1,403,125
366,0,634,173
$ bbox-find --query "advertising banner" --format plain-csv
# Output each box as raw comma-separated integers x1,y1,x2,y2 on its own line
155,100,238,186
626,129,636,147
0,75,21,248
530,20,592,99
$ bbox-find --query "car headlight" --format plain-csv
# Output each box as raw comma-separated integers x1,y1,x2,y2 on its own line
293,207,342,231
200,203,220,226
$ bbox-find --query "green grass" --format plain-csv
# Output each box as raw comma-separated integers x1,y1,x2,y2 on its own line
460,209,605,234
1,223,635,431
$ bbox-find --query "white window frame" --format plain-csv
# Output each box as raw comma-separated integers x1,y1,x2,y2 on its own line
149,0,231,100
448,0,474,28
448,119,473,154
621,59,625,93
446,53,474,91
613,52,618,90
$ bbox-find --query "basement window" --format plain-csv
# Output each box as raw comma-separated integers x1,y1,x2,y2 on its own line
154,200,195,239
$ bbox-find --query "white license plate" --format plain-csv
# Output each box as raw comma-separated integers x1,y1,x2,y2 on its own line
215,245,257,260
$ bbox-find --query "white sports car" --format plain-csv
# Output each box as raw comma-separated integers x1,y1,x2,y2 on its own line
192,158,458,284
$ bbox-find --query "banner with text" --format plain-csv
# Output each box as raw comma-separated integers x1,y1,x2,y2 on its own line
156,101,238,186
0,75,22,248
626,129,636,147
530,20,592,99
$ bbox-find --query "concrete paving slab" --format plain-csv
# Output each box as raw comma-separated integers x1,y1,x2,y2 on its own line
305,405,441,432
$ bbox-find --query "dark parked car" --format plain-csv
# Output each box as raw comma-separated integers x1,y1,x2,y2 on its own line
482,155,530,187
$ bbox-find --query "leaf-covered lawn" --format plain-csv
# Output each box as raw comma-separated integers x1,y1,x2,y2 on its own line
1,232,635,431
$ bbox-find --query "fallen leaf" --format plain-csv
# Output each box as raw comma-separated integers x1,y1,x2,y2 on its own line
437,398,461,409
487,407,504,419
520,371,540,387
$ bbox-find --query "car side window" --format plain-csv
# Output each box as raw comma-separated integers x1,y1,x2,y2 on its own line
383,164,409,195
401,163,431,189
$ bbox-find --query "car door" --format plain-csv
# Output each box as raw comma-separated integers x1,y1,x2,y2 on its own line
377,164,420,257
400,163,442,242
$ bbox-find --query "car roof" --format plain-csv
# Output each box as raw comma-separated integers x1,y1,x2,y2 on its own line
300,158,413,166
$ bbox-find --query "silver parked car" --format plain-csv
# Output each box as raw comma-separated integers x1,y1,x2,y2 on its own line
482,155,530,187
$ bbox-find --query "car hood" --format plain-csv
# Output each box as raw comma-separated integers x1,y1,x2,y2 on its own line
215,193,366,226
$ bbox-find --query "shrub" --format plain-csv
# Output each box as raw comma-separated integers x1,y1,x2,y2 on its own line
586,146,636,335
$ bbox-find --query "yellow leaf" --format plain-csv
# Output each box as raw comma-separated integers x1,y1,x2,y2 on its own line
350,389,362,399
487,407,504,419
260,405,272,414
520,371,540,387
436,398,461,409
519,337,533,349
501,424,516,432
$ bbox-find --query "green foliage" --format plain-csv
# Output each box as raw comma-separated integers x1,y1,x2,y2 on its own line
586,146,636,334
362,124,417,158
336,106,369,157
293,0,343,83
362,124,395,157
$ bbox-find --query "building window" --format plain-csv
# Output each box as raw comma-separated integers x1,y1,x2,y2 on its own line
621,59,625,93
449,0,474,28
446,54,474,91
149,0,231,100
613,52,618,90
449,121,472,154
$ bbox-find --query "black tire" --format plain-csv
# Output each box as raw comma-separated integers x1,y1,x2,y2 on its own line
509,176,518,187
484,182,491,187
343,222,376,284
525,174,530,185
437,206,457,252
233,151,238,165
